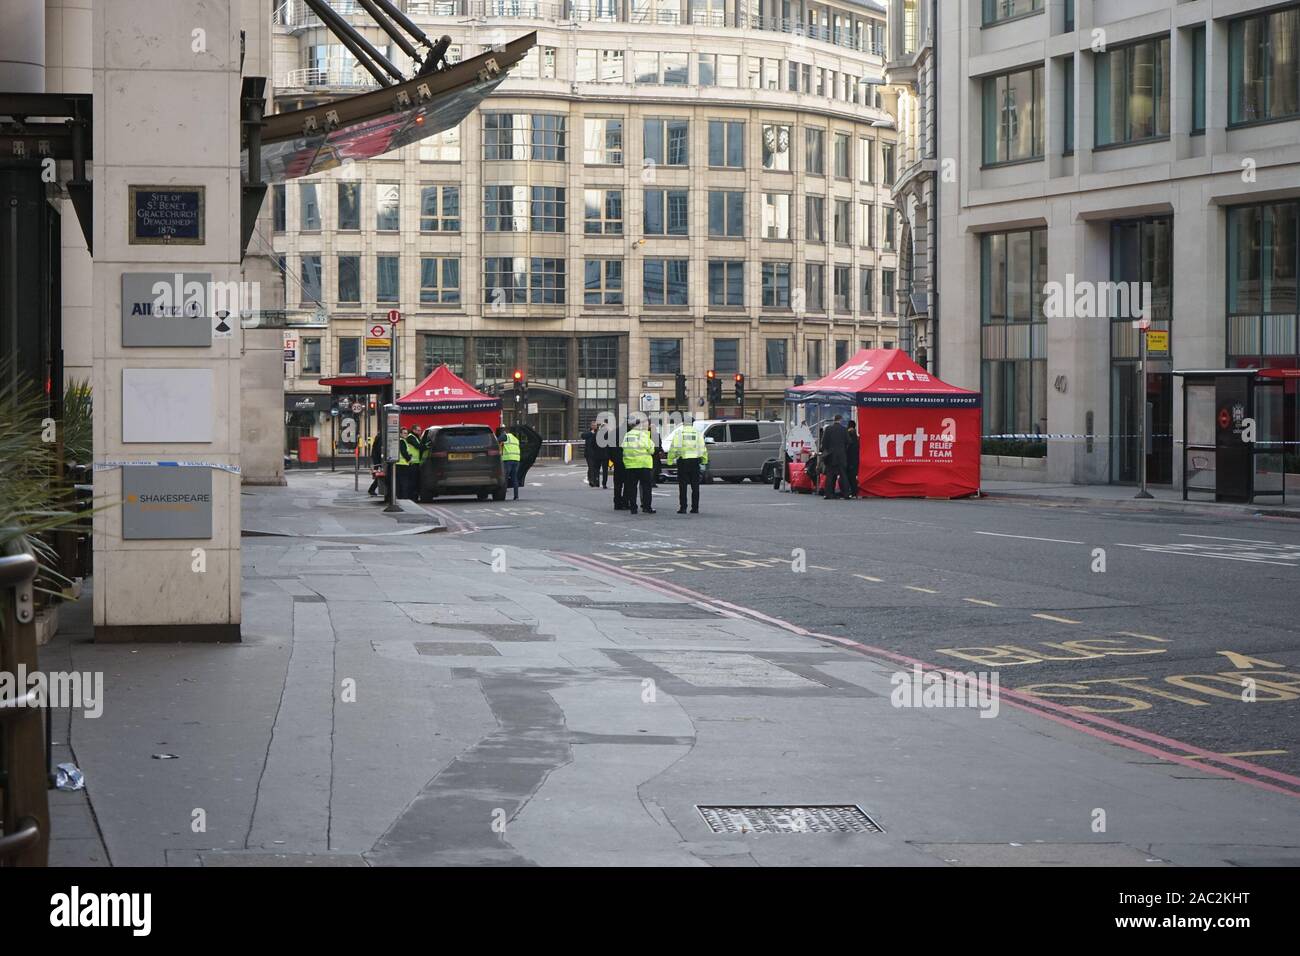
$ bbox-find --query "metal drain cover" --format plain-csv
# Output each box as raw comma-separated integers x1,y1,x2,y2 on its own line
414,642,500,657
697,805,883,834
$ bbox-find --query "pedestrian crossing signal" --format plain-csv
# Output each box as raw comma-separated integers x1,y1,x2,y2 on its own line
734,373,745,404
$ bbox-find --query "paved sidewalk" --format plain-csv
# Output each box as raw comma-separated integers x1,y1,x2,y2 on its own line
981,479,1300,519
43,472,1300,866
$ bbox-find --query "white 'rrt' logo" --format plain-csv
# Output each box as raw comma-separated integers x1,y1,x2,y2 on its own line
885,370,931,382
831,362,873,380
878,418,956,457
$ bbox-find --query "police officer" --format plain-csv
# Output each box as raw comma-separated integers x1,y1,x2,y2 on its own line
403,425,426,500
367,433,383,496
667,424,708,514
395,427,414,499
620,417,656,514
498,426,522,499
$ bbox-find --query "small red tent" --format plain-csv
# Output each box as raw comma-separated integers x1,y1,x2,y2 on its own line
396,365,502,431
784,349,981,498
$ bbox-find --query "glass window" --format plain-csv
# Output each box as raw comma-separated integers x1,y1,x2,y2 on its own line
644,118,689,166
418,127,461,162
762,124,791,170
273,184,286,232
484,185,528,232
1095,37,1170,146
1229,6,1300,125
644,189,688,236
765,338,788,375
708,260,744,306
584,117,623,164
857,202,874,248
531,113,567,161
881,143,895,185
337,254,360,303
420,334,465,376
584,189,623,235
377,255,399,303
861,267,874,312
834,266,852,311
762,262,792,307
476,336,518,386
663,52,689,85
835,338,850,366
1063,55,1075,152
833,199,851,245
833,132,851,178
982,66,1044,164
981,228,1049,438
805,127,825,174
713,338,739,373
530,186,566,233
337,337,360,375
708,120,745,168
420,185,460,232
577,49,625,83
299,182,321,230
806,195,825,243
649,338,681,374
805,262,825,311
981,0,1042,26
337,182,360,230
578,336,620,423
528,338,569,388
530,257,566,304
644,258,689,305
584,258,624,306
303,336,321,374
718,54,739,87
708,191,744,237
419,257,460,305
300,254,321,305
1191,26,1206,133
762,193,791,239
698,53,716,86
375,183,400,231
806,338,823,377
483,112,529,160
1228,201,1299,317
883,207,896,250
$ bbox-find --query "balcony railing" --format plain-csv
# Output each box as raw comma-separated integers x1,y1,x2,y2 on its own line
280,65,384,90
273,1,885,56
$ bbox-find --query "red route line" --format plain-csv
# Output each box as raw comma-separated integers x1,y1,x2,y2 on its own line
552,549,1300,800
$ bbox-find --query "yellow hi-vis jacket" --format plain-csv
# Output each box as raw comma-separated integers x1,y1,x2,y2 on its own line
622,428,655,469
666,427,708,466
398,435,413,465
501,432,521,462
403,434,424,464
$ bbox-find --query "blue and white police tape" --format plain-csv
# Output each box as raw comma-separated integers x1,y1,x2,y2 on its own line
93,460,242,475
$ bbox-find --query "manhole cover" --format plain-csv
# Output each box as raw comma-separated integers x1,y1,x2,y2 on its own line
429,623,549,642
552,595,719,620
697,805,883,834
414,642,500,657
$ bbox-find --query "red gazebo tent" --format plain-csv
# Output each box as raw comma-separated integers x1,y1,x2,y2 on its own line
784,349,981,498
395,365,502,431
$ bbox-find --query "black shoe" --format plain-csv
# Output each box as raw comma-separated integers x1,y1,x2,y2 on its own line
690,509,699,513
614,504,626,510
644,509,656,514
629,508,638,515
677,508,687,514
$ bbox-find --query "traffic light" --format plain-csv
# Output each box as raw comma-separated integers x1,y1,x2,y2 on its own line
675,372,687,404
706,369,722,403
512,369,525,405
734,372,745,404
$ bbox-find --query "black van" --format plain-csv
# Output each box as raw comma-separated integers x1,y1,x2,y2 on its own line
418,425,507,501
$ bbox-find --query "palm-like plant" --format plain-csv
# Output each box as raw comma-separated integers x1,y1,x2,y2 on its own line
0,368,93,595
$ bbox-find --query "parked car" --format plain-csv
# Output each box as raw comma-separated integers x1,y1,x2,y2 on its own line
417,424,506,501
661,419,785,483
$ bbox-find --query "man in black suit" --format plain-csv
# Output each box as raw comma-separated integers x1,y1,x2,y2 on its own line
819,415,851,500
580,420,602,487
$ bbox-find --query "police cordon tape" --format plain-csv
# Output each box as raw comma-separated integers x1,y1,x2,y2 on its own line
93,460,243,475
985,434,1300,444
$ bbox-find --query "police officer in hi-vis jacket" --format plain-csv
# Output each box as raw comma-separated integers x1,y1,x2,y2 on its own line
620,417,656,514
498,426,522,499
666,424,709,514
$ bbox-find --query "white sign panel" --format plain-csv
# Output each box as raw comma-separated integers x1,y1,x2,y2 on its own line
639,393,661,412
122,368,214,443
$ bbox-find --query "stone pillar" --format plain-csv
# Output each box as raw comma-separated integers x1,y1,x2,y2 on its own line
91,0,242,641
0,0,45,92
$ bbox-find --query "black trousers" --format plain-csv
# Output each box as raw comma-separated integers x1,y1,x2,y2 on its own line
823,458,851,498
396,464,416,500
677,458,702,511
623,468,653,512
846,465,859,498
612,462,625,507
586,455,600,486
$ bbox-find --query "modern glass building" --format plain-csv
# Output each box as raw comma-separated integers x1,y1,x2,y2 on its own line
269,0,901,449
938,0,1300,487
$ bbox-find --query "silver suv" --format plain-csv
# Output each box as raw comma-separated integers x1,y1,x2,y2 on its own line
662,419,785,483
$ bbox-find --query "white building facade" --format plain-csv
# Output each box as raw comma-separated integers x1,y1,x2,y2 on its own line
270,0,901,450
938,0,1300,487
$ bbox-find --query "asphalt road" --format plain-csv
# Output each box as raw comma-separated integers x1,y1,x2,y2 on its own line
416,464,1300,780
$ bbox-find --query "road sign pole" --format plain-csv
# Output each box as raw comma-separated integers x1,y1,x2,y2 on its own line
1136,329,1153,499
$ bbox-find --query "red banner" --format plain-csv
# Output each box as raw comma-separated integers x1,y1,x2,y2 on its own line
856,406,981,499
